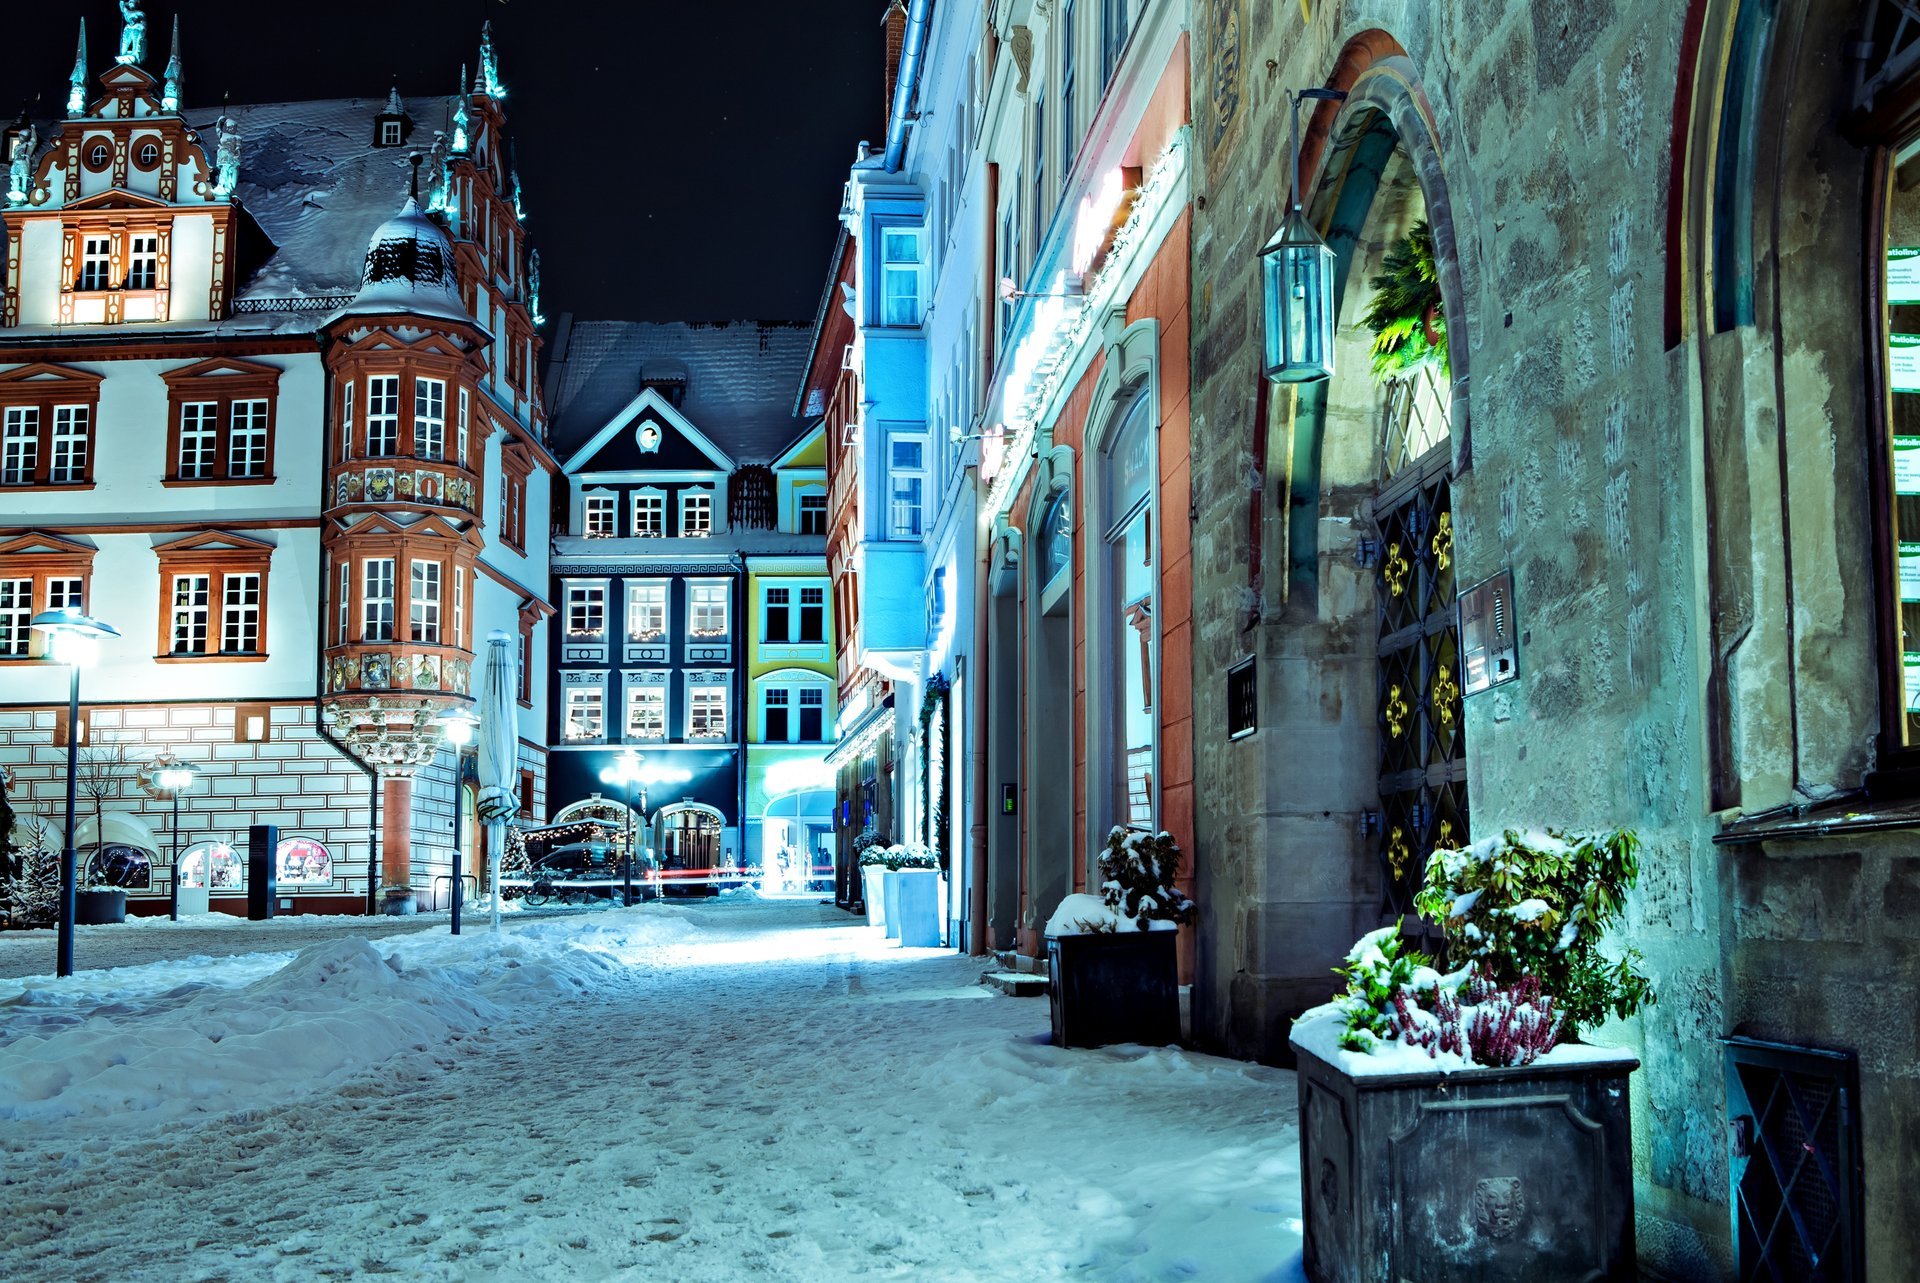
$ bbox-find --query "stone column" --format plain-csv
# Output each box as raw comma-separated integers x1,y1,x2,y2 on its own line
380,773,415,914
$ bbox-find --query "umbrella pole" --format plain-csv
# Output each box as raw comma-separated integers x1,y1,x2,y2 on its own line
488,818,503,932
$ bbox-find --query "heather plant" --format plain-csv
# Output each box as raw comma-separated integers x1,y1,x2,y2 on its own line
1098,827,1194,929
1414,827,1655,1034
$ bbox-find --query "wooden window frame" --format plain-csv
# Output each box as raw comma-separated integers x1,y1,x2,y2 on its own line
517,606,537,707
152,531,274,663
0,364,103,490
518,768,536,818
161,358,282,487
0,533,95,662
500,437,535,552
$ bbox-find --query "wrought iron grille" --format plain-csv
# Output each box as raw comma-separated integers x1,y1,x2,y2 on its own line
1371,448,1464,916
1726,1037,1863,1283
229,294,355,315
1855,0,1920,115
1380,361,1452,483
1227,656,1257,740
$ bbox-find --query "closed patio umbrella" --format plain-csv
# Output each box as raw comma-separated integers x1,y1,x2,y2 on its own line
475,630,520,932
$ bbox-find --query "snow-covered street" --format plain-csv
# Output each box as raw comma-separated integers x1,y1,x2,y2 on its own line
0,898,1305,1282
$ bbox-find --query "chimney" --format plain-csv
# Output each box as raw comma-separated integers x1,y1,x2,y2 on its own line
882,2,908,122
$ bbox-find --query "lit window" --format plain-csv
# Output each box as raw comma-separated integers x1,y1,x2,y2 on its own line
456,387,470,465
2,408,38,484
565,688,604,741
765,586,792,643
0,579,31,657
1104,395,1156,827
413,378,445,460
889,434,927,539
366,375,400,455
800,586,825,643
689,687,728,740
799,492,828,535
222,573,261,653
566,583,606,636
627,686,666,740
800,687,825,742
363,558,395,642
681,489,713,537
178,402,217,479
127,235,158,290
340,383,355,463
78,237,112,292
46,577,83,611
169,574,211,654
627,582,666,639
584,494,616,537
410,559,441,644
633,491,664,537
228,400,268,478
50,407,89,484
766,687,791,741
880,227,924,326
453,565,465,648
337,562,350,646
689,583,728,636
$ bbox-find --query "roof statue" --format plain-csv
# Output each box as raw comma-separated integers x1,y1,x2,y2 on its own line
161,17,183,113
478,22,504,99
116,0,147,67
452,65,470,153
67,19,88,117
214,114,239,196
529,249,544,326
7,120,37,206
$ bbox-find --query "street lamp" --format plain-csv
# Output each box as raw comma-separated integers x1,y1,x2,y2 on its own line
30,607,120,978
1260,87,1348,383
150,751,197,922
600,752,646,906
435,705,480,936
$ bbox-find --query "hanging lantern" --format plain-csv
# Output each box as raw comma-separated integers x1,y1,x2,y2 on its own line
1261,207,1337,382
1261,87,1347,384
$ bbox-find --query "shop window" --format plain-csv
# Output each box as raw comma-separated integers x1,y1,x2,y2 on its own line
178,841,241,890
275,837,333,885
1102,396,1156,828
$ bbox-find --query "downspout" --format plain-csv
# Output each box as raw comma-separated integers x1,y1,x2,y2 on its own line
735,552,748,877
968,506,990,955
883,0,934,174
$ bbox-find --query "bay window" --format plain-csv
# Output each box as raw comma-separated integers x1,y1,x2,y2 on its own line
367,375,400,456
410,559,442,644
363,558,396,642
889,433,928,539
879,226,925,326
414,377,446,460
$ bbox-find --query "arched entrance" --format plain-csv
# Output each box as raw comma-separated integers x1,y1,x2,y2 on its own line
760,787,833,893
655,802,724,894
1023,448,1075,942
985,523,1023,951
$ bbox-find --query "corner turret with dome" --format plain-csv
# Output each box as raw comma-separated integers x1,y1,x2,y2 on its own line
329,193,482,331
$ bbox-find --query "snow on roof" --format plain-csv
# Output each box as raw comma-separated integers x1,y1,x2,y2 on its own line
544,320,816,467
187,95,454,303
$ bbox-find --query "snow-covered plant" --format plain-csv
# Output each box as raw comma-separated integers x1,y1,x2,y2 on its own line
1326,923,1442,1052
894,844,940,872
852,827,887,867
1414,827,1654,1034
3,813,60,927
1098,827,1194,930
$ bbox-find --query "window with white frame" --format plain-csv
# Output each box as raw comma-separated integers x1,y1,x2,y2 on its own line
168,574,211,654
228,400,268,478
633,491,664,537
564,687,604,741
798,491,828,535
1032,99,1048,246
888,434,927,539
764,687,791,741
1101,0,1129,84
126,234,159,290
799,585,825,643
689,582,728,636
178,402,217,479
1,408,36,485
688,686,727,740
0,579,31,657
409,560,441,643
998,193,1019,336
681,489,713,537
566,583,606,637
221,573,261,653
456,387,470,465
50,407,89,484
380,119,402,146
337,562,350,646
363,558,395,642
78,237,112,292
764,586,793,643
879,226,924,326
46,577,82,612
799,687,825,741
366,375,400,455
413,378,445,460
584,493,616,537
627,685,666,740
453,565,465,649
627,581,666,639
340,382,355,463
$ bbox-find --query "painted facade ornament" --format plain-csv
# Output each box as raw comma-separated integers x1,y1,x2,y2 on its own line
161,16,183,112
7,123,37,206
1203,0,1246,183
116,0,147,67
214,114,240,196
68,19,89,117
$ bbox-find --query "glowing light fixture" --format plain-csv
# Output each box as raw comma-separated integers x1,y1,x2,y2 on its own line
1261,88,1348,383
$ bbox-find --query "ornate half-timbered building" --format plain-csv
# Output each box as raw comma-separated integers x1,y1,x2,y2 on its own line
0,9,553,914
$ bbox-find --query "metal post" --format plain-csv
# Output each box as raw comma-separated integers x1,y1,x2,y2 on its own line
168,787,180,922
57,663,79,978
450,757,463,936
623,774,635,906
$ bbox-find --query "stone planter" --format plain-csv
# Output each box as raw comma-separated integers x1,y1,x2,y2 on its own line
882,870,902,940
862,866,887,929
1046,929,1180,1049
1290,1020,1638,1283
76,889,127,925
893,869,942,947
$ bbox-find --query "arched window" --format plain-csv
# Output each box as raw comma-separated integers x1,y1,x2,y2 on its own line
1036,487,1072,597
1101,392,1157,827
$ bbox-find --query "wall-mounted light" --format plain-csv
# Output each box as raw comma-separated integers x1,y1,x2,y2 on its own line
1261,87,1348,383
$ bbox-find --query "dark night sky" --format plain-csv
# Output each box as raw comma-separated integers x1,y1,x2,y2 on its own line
0,1,885,324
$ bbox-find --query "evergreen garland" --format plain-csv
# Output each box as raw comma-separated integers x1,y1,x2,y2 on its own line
1358,220,1449,381
917,675,950,867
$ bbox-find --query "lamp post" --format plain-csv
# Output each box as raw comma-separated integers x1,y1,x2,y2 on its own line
1260,87,1349,383
600,752,646,906
151,752,197,922
30,607,120,979
435,706,479,936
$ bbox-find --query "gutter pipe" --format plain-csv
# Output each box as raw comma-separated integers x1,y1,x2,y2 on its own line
883,0,934,173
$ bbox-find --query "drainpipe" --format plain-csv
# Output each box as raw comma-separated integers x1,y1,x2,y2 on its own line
883,0,933,174
968,507,990,955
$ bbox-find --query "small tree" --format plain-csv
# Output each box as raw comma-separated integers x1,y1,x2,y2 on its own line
1098,827,1195,930
3,812,60,927
76,740,137,885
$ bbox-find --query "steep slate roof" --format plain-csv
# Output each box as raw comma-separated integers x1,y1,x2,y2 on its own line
543,319,815,466
187,95,455,303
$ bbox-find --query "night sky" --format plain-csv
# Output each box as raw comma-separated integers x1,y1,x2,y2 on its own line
0,1,885,324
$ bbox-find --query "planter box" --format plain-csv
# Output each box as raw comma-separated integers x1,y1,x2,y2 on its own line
76,889,127,925
894,870,942,947
1290,1021,1638,1283
862,867,887,930
882,871,902,940
1046,929,1180,1049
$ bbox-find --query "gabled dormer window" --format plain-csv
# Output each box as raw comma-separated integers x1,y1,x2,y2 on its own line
584,493,616,537
681,488,714,537
380,120,402,147
78,237,112,292
634,490,665,537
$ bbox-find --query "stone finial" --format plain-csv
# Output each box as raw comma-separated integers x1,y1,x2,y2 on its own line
161,16,183,113
68,19,89,117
